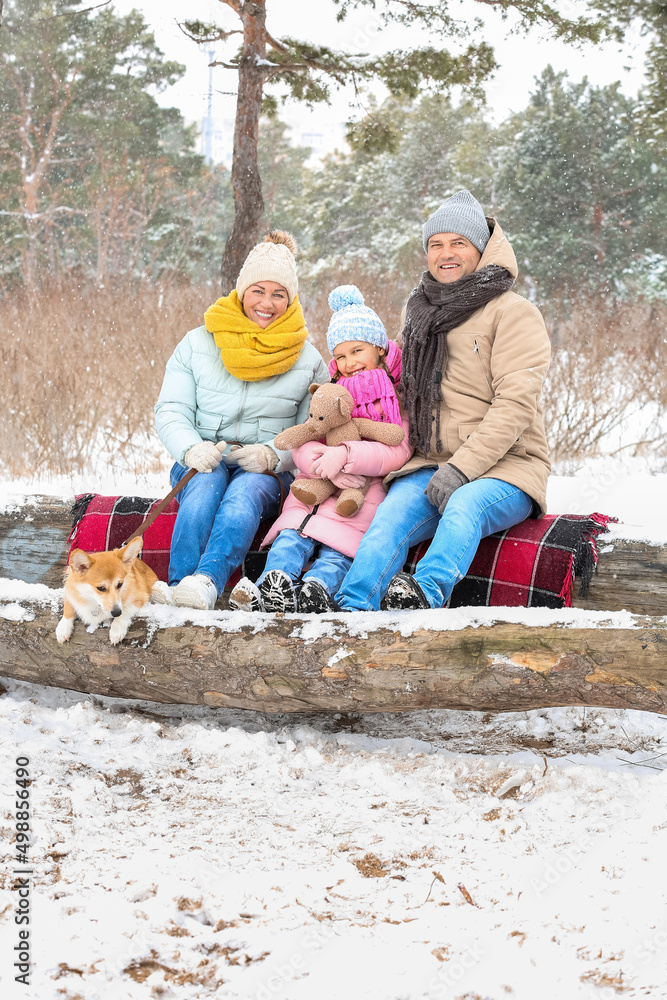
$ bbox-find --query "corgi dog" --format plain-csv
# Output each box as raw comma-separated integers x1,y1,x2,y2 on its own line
56,537,172,646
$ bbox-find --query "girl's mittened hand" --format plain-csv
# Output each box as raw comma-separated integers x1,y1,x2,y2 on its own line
184,440,226,473
311,446,348,480
306,444,329,464
330,471,365,490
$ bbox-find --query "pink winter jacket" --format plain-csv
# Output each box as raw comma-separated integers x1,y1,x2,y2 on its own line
261,415,413,559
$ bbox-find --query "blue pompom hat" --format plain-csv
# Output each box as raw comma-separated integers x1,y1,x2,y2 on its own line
326,285,388,355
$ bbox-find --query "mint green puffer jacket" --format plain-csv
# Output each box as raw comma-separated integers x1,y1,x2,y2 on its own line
155,325,329,474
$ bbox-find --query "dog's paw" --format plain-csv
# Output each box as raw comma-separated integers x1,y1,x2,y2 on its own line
55,618,73,644
109,622,128,645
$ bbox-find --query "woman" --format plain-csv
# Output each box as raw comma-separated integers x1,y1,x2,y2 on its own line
154,232,329,610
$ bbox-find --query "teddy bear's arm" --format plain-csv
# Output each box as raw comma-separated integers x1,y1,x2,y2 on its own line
351,418,405,446
325,421,362,447
274,423,321,451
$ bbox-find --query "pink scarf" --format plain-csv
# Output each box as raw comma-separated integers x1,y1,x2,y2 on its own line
327,338,402,425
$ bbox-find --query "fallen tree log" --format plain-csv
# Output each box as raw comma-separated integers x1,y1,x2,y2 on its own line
0,601,666,713
1,496,666,614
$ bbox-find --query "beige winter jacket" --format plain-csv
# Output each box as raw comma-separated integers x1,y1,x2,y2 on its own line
387,221,551,515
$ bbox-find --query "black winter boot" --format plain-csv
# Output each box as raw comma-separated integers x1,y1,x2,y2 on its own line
384,572,430,610
298,579,337,614
259,570,299,613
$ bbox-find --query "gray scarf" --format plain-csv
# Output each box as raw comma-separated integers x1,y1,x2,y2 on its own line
401,264,515,454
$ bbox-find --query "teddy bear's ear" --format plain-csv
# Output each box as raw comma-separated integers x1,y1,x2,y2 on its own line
337,392,353,419
308,383,321,396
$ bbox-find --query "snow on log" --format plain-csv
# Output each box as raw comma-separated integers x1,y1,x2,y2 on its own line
0,599,666,714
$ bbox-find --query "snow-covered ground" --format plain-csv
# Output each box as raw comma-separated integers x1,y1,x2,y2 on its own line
1,466,666,999
1,680,666,1000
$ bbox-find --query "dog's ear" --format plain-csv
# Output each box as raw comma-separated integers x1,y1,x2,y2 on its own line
308,383,321,396
69,549,92,574
122,537,143,564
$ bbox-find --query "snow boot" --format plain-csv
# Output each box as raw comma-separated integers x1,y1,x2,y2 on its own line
298,579,337,614
384,572,430,610
259,569,299,613
229,577,263,612
172,574,218,611
151,580,176,605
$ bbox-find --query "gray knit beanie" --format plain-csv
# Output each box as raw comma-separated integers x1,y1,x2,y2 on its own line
422,189,490,253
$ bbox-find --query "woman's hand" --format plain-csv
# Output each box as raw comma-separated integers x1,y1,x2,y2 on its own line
229,444,278,473
184,441,227,473
310,446,347,480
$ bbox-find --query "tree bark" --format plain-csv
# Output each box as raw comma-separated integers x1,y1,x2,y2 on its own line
1,604,666,713
220,1,268,293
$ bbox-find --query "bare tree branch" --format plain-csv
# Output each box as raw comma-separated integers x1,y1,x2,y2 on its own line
37,1,112,21
265,28,288,53
178,21,243,44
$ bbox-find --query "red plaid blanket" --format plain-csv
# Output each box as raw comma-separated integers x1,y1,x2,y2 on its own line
69,496,611,608
68,494,270,590
404,512,612,608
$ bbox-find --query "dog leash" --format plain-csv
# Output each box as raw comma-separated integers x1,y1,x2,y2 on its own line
123,468,197,545
123,454,287,546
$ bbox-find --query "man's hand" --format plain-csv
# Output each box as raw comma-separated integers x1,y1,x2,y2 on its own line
184,441,227,473
426,463,469,513
229,444,278,473
310,446,347,480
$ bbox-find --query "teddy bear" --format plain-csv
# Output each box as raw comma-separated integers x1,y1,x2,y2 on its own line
274,382,404,517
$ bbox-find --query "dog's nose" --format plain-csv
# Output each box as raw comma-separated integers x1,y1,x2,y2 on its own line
110,606,122,618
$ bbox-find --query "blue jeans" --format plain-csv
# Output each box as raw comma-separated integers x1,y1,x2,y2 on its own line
335,469,533,610
169,462,293,594
259,529,352,596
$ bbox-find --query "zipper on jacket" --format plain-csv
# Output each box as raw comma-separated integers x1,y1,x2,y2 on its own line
474,339,493,393
235,382,248,442
296,504,320,537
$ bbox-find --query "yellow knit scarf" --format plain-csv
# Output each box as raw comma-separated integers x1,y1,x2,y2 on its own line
204,290,308,381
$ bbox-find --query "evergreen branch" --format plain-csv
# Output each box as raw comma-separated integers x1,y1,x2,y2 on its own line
334,0,611,43
470,0,610,42
264,40,497,101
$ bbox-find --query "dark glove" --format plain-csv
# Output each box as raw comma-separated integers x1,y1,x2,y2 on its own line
426,463,469,514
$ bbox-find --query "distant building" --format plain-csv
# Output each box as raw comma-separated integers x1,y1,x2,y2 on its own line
198,116,235,168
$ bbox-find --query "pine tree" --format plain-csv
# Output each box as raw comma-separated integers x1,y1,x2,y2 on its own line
0,0,202,286
183,0,609,291
496,68,667,303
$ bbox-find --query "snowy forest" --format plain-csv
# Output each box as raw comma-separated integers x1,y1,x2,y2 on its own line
1,2,667,999
2,0,667,479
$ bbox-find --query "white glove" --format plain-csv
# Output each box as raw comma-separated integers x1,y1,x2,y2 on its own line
229,444,278,473
184,440,227,473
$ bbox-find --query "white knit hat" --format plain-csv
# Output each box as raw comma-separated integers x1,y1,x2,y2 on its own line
236,231,299,304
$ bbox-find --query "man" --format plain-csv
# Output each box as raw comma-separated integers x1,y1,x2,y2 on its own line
334,189,551,610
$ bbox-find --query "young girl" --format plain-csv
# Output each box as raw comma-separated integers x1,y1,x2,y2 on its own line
229,285,413,614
